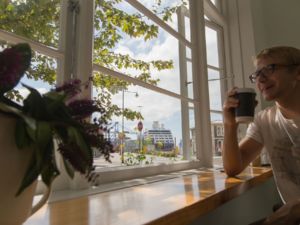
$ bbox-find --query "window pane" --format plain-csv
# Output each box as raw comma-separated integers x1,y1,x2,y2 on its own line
0,0,61,48
208,69,222,111
189,106,197,160
205,24,224,167
211,121,224,166
93,0,193,96
187,61,193,99
184,16,191,42
205,26,219,67
211,112,223,166
210,112,222,122
93,80,187,168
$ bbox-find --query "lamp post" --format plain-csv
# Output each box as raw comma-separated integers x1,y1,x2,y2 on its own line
137,106,143,153
120,89,138,164
137,121,143,153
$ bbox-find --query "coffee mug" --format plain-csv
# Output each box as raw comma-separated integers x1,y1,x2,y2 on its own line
235,88,256,123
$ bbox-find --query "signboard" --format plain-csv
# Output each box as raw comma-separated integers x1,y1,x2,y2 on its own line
137,121,143,131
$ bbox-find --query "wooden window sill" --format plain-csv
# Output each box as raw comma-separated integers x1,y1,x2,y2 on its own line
24,167,272,225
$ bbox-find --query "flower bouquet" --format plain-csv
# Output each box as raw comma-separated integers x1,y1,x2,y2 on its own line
0,43,113,195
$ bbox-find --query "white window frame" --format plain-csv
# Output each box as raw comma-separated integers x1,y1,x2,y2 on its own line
0,0,234,189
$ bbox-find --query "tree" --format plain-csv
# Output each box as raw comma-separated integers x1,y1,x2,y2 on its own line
0,0,187,120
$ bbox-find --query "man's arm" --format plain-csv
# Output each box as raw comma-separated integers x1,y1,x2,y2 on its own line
222,88,263,176
223,133,263,176
263,199,300,225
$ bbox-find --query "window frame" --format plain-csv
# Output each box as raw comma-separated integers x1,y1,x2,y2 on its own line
0,0,233,188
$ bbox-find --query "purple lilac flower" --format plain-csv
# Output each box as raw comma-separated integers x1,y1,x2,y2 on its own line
58,142,93,174
54,79,82,98
67,99,101,119
0,48,22,93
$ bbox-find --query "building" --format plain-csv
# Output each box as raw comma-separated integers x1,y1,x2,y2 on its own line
144,121,175,151
211,121,224,156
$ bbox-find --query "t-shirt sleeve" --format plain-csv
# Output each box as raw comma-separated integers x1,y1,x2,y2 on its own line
246,113,264,144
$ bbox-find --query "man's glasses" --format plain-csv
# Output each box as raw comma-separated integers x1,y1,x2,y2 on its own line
249,63,299,83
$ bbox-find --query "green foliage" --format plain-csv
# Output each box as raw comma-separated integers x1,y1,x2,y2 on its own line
146,149,178,159
0,0,186,121
124,151,153,166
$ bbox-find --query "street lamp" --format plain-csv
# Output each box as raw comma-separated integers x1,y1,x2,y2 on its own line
120,89,138,163
137,106,143,153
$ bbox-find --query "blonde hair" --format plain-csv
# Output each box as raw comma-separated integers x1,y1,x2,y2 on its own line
254,46,300,66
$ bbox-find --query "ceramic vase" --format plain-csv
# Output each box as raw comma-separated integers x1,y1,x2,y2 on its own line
0,114,50,225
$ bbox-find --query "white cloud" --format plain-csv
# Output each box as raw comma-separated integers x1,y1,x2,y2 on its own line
111,86,180,123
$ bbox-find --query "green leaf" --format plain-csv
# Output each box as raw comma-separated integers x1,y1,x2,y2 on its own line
35,121,52,167
0,101,36,130
67,127,90,159
15,118,32,149
22,84,49,120
26,125,36,141
16,154,40,196
36,121,52,150
6,4,15,11
41,150,60,187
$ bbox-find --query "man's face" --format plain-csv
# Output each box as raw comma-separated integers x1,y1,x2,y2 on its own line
255,57,300,102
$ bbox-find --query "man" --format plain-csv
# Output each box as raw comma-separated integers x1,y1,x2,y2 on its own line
222,46,300,225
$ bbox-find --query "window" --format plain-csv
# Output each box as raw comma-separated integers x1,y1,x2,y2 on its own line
1,0,232,187
202,1,229,166
92,0,200,170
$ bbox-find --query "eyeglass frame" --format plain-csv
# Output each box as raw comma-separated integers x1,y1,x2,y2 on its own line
249,63,299,83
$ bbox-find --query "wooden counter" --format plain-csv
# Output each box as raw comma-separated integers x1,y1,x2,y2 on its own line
24,167,272,225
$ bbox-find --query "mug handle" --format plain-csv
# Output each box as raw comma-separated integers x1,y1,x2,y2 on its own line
31,185,51,215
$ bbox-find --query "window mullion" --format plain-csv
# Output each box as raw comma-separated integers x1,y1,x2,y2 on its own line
190,0,213,167
93,64,196,103
0,29,63,59
75,0,94,99
177,5,191,160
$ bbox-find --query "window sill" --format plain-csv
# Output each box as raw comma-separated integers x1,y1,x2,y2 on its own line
26,166,273,225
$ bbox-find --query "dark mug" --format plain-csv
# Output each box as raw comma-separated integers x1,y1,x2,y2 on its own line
235,88,256,123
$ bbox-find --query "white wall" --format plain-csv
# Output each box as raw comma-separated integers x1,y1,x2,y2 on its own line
250,0,300,109
225,0,300,110
251,0,300,53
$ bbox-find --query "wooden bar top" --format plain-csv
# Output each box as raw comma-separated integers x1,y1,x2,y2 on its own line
24,167,272,225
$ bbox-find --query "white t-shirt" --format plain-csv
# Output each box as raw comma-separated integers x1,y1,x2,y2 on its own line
246,105,300,203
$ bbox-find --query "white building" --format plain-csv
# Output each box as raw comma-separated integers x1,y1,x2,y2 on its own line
144,121,174,151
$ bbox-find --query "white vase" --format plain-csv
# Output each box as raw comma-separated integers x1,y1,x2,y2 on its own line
70,172,90,190
0,114,50,225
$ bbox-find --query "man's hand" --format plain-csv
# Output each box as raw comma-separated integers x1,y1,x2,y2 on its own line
262,199,300,225
223,87,239,127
